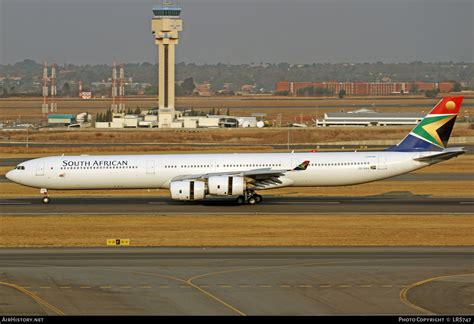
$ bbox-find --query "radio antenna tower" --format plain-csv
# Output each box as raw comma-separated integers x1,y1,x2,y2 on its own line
119,63,125,112
50,63,57,112
111,61,118,112
42,61,49,115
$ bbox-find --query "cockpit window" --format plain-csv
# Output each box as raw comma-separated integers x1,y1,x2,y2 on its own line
16,166,25,170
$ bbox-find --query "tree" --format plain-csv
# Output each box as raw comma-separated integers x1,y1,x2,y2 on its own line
105,108,112,122
451,82,462,92
134,107,141,115
338,89,346,99
144,86,157,95
61,82,71,97
181,77,195,96
425,89,439,98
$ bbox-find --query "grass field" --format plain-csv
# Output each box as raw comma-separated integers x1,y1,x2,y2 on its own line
1,215,472,247
1,124,473,157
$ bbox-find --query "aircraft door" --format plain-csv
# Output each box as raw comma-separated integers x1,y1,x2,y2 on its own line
378,156,387,170
146,160,155,174
36,162,44,176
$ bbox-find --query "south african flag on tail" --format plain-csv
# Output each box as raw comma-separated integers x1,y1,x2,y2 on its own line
388,96,463,152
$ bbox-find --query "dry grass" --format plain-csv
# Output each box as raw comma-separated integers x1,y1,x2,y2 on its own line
3,124,473,146
269,181,474,197
0,166,11,176
0,145,271,156
1,215,472,247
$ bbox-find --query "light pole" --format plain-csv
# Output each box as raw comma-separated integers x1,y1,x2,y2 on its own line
287,128,290,151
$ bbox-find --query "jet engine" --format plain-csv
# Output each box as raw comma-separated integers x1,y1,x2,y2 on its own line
170,180,206,201
208,176,245,196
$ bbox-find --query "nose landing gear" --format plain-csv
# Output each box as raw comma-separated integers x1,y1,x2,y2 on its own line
40,188,51,204
236,191,262,205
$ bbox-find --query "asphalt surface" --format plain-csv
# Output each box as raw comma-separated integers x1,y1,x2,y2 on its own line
0,247,471,315
0,195,472,215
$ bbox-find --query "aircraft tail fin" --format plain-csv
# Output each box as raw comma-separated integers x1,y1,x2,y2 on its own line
387,96,463,152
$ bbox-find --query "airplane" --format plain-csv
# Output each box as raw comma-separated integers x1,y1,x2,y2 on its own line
6,96,465,205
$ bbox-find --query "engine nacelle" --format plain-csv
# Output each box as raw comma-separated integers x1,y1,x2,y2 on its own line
170,180,206,201
208,176,245,196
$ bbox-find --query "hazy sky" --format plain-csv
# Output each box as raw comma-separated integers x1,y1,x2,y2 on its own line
0,0,472,65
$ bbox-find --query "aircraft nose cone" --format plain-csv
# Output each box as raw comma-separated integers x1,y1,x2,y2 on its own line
5,170,15,182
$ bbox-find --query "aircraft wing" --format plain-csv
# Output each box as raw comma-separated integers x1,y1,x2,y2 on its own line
171,160,310,186
414,147,466,164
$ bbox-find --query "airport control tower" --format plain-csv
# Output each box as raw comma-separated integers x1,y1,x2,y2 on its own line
151,2,183,128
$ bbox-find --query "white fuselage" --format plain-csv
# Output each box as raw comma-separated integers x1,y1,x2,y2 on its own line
6,151,428,191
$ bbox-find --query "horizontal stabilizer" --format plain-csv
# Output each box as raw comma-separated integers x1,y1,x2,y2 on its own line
414,147,466,164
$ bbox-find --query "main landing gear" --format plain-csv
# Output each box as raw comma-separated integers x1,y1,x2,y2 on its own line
40,188,51,204
236,191,262,205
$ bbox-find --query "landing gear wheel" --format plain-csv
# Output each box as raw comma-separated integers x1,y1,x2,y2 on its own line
254,194,263,204
248,196,257,205
236,196,245,205
42,196,51,204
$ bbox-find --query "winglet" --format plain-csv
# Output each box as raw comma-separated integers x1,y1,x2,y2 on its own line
293,160,310,171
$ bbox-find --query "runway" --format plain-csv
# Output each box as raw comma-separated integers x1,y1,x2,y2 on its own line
0,247,471,315
0,195,473,215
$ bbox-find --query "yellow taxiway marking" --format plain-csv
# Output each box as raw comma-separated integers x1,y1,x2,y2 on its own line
298,285,312,288
381,285,393,288
359,285,372,288
59,286,71,289
219,285,232,288
280,285,291,288
258,285,272,288
159,285,171,289
239,285,252,288
320,285,332,288
139,286,152,289
400,273,473,315
339,285,351,288
0,281,65,316
179,285,191,289
80,286,91,289
100,286,112,289
118,286,131,289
